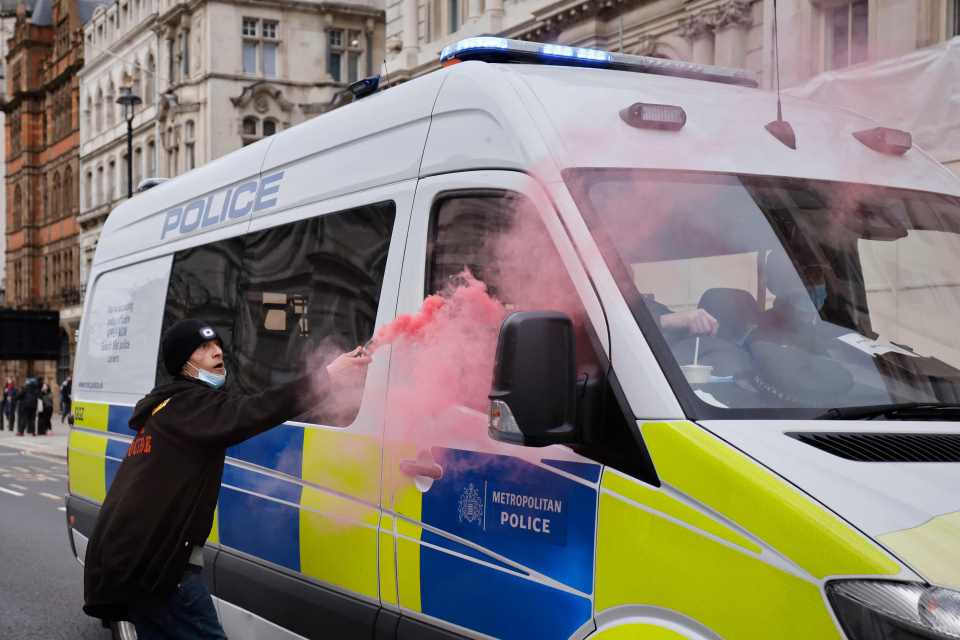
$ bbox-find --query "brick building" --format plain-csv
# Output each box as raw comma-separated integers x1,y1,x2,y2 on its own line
2,0,108,386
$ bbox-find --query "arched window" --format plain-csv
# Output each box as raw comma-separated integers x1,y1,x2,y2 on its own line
242,116,258,146
184,120,195,170
85,95,93,133
97,166,104,206
263,119,277,136
13,185,22,229
133,63,143,110
146,138,156,176
108,159,116,202
52,172,61,221
42,173,49,218
85,171,93,209
64,166,73,212
145,53,156,105
106,80,116,126
95,87,104,132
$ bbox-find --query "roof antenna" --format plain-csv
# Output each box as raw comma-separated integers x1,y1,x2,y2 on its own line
765,0,797,149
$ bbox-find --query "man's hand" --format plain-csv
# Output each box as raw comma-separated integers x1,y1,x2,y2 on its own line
325,347,373,386
660,309,719,336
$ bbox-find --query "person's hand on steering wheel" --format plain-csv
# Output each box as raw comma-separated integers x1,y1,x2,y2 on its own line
660,309,719,336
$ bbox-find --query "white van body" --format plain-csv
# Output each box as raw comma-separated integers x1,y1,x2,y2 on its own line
67,40,960,640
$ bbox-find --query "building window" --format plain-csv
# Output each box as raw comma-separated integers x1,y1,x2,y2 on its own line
952,0,960,37
242,18,280,78
263,119,277,137
242,116,259,146
185,121,195,170
52,172,61,221
121,153,128,195
328,29,343,82
64,166,73,213
106,81,116,127
134,147,143,185
95,88,104,132
167,37,175,85
145,53,156,104
108,160,116,202
13,185,22,229
85,171,93,209
97,166,104,206
827,0,868,70
11,113,21,154
448,0,461,35
147,139,156,176
180,30,190,78
327,29,364,83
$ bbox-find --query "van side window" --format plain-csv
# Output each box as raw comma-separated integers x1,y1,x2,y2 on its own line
427,192,581,318
159,201,396,426
426,192,656,482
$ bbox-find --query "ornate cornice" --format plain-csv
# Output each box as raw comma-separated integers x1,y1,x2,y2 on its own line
713,0,753,29
230,81,295,113
678,0,753,39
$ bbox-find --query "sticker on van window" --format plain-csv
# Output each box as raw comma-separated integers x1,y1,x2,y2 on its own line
159,171,285,240
837,333,918,357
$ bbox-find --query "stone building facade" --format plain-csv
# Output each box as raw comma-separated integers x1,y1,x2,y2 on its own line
385,0,960,89
77,0,386,286
2,0,108,385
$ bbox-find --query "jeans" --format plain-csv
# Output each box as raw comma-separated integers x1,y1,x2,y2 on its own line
127,567,227,640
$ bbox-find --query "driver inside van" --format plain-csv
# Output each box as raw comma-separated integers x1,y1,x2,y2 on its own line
644,296,719,337
82,318,371,639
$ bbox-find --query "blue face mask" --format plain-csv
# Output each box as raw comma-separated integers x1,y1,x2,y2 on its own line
808,284,827,310
187,363,226,389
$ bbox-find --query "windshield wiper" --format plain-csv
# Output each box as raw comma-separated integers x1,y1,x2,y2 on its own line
817,402,960,420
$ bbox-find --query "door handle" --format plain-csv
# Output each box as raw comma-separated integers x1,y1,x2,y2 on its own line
400,459,443,480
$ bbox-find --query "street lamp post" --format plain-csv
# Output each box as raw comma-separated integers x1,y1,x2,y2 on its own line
116,85,142,198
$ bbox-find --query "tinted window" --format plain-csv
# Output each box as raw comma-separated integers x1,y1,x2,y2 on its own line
160,201,395,426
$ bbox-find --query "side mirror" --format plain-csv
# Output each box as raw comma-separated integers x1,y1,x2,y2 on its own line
488,311,579,447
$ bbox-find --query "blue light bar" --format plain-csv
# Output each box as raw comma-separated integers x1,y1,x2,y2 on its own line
541,43,613,63
438,37,757,87
440,37,509,62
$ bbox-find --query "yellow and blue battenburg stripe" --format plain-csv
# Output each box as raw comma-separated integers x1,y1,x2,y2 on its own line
68,400,382,601
393,448,602,639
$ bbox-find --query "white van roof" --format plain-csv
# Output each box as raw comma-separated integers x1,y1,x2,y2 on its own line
96,55,960,266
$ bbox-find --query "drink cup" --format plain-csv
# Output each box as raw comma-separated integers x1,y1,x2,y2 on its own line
681,364,713,384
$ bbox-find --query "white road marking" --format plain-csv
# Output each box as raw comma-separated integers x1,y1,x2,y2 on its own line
0,486,24,496
9,484,28,490
12,466,30,473
57,506,66,511
40,492,62,501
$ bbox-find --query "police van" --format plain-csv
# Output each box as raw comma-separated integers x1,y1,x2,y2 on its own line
66,37,960,640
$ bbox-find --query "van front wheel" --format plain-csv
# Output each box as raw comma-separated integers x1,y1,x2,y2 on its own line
110,621,137,640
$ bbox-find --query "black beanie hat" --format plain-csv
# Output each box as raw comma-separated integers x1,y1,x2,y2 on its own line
161,319,223,375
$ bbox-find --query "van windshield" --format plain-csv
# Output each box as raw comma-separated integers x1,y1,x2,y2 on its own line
566,169,960,416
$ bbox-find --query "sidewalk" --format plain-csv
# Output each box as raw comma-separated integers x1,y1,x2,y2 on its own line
0,422,69,460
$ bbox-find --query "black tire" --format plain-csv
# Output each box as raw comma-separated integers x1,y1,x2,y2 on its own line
110,621,137,640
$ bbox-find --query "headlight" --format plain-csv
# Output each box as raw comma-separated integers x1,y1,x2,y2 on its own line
827,580,960,639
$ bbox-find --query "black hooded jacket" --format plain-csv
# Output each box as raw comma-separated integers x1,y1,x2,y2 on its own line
82,371,326,621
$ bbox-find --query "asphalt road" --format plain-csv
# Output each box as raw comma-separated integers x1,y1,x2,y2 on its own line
0,442,107,640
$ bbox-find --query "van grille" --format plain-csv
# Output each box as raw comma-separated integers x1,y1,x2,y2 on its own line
788,432,960,462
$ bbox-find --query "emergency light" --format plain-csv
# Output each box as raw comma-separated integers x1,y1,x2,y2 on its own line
440,37,758,88
620,102,686,131
852,127,912,156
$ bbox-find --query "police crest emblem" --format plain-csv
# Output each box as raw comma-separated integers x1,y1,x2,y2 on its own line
457,483,484,526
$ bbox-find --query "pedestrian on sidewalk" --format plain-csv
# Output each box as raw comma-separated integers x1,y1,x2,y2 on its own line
38,382,54,436
82,318,371,639
60,376,72,424
15,378,38,437
1,378,15,431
